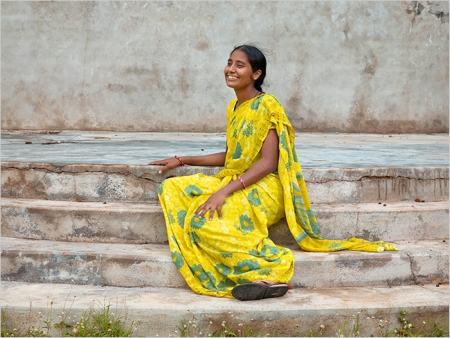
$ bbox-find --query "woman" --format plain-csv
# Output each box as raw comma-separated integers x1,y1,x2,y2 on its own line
148,45,396,301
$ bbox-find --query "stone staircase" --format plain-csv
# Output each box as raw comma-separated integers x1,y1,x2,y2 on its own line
1,131,448,336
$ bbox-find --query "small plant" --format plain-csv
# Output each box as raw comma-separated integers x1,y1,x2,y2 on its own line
1,298,137,337
353,314,361,336
178,319,189,337
392,309,415,336
65,301,134,337
425,321,449,337
177,317,259,337
211,320,237,337
390,309,449,337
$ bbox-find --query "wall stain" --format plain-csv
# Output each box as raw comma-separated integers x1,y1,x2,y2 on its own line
343,21,350,41
122,63,165,93
195,41,210,51
156,1,173,7
428,9,449,24
107,84,137,94
286,96,302,116
410,1,425,15
432,119,442,127
362,51,378,77
406,1,449,24
286,95,303,130
178,68,189,98
347,50,378,132
124,66,152,76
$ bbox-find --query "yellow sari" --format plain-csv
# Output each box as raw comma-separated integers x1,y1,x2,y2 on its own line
158,94,396,298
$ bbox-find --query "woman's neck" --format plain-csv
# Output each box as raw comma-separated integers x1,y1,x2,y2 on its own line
234,87,261,108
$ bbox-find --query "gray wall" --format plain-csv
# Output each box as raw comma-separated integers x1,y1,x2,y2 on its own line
1,1,449,133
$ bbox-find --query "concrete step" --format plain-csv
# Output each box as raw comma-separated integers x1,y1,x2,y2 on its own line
2,132,448,169
2,162,448,204
1,281,448,337
2,198,448,244
1,237,447,289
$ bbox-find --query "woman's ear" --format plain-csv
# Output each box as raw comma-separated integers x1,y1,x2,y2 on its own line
253,70,262,81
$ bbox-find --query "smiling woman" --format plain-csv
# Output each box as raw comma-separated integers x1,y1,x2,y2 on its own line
224,46,265,109
148,44,397,301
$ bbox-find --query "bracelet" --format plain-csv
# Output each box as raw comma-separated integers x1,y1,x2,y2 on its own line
174,155,185,166
238,176,246,189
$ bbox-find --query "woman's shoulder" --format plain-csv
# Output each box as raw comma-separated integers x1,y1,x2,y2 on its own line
261,93,282,106
260,93,291,125
261,93,284,110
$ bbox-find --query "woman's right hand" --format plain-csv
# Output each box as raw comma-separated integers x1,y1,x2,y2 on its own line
148,157,182,174
148,152,226,174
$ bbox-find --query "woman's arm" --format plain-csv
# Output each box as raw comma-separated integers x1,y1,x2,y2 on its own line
148,151,226,174
195,129,279,220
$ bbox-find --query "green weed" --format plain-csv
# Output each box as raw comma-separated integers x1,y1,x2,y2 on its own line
389,309,449,337
2,305,448,337
1,299,136,337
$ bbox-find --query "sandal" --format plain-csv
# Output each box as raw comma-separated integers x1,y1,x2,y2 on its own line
231,280,289,301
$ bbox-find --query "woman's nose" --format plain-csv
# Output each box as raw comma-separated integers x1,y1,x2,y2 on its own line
226,64,236,73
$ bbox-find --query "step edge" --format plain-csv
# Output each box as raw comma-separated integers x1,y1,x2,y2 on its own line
2,197,448,211
1,237,447,259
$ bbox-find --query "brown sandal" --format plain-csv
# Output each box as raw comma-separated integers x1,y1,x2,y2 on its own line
231,280,289,301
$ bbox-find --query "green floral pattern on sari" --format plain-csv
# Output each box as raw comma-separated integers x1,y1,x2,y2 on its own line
158,93,396,299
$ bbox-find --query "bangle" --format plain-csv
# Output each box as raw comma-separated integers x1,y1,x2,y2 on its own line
238,176,246,189
174,155,185,166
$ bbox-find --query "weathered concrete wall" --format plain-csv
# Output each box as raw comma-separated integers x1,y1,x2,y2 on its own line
1,1,448,133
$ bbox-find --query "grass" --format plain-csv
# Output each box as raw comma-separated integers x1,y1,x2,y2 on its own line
1,296,136,337
1,302,448,337
389,309,449,337
173,313,448,337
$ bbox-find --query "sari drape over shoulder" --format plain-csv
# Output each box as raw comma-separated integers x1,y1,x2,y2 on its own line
158,93,396,298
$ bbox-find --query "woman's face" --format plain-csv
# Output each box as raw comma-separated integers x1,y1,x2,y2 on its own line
224,49,261,91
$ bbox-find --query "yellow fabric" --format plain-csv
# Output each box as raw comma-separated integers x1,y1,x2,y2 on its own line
158,93,397,298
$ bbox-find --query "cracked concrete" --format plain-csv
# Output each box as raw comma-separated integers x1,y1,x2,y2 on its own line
2,132,448,204
2,166,448,204
1,237,447,289
1,281,447,337
1,130,448,335
406,252,420,286
2,198,448,244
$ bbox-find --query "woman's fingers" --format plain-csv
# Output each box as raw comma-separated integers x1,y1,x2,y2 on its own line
158,163,172,174
195,204,209,219
208,206,217,221
147,159,169,165
216,205,222,220
194,192,227,220
195,204,206,218
147,161,167,168
148,158,180,174
195,202,223,221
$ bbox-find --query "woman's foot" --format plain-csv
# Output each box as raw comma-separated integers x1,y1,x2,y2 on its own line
231,280,289,301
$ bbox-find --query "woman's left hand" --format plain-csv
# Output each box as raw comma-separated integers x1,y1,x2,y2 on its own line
195,190,228,221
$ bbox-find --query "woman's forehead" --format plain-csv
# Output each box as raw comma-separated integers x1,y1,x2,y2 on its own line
229,49,249,63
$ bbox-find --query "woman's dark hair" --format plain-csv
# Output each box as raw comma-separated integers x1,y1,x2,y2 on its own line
231,44,267,92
